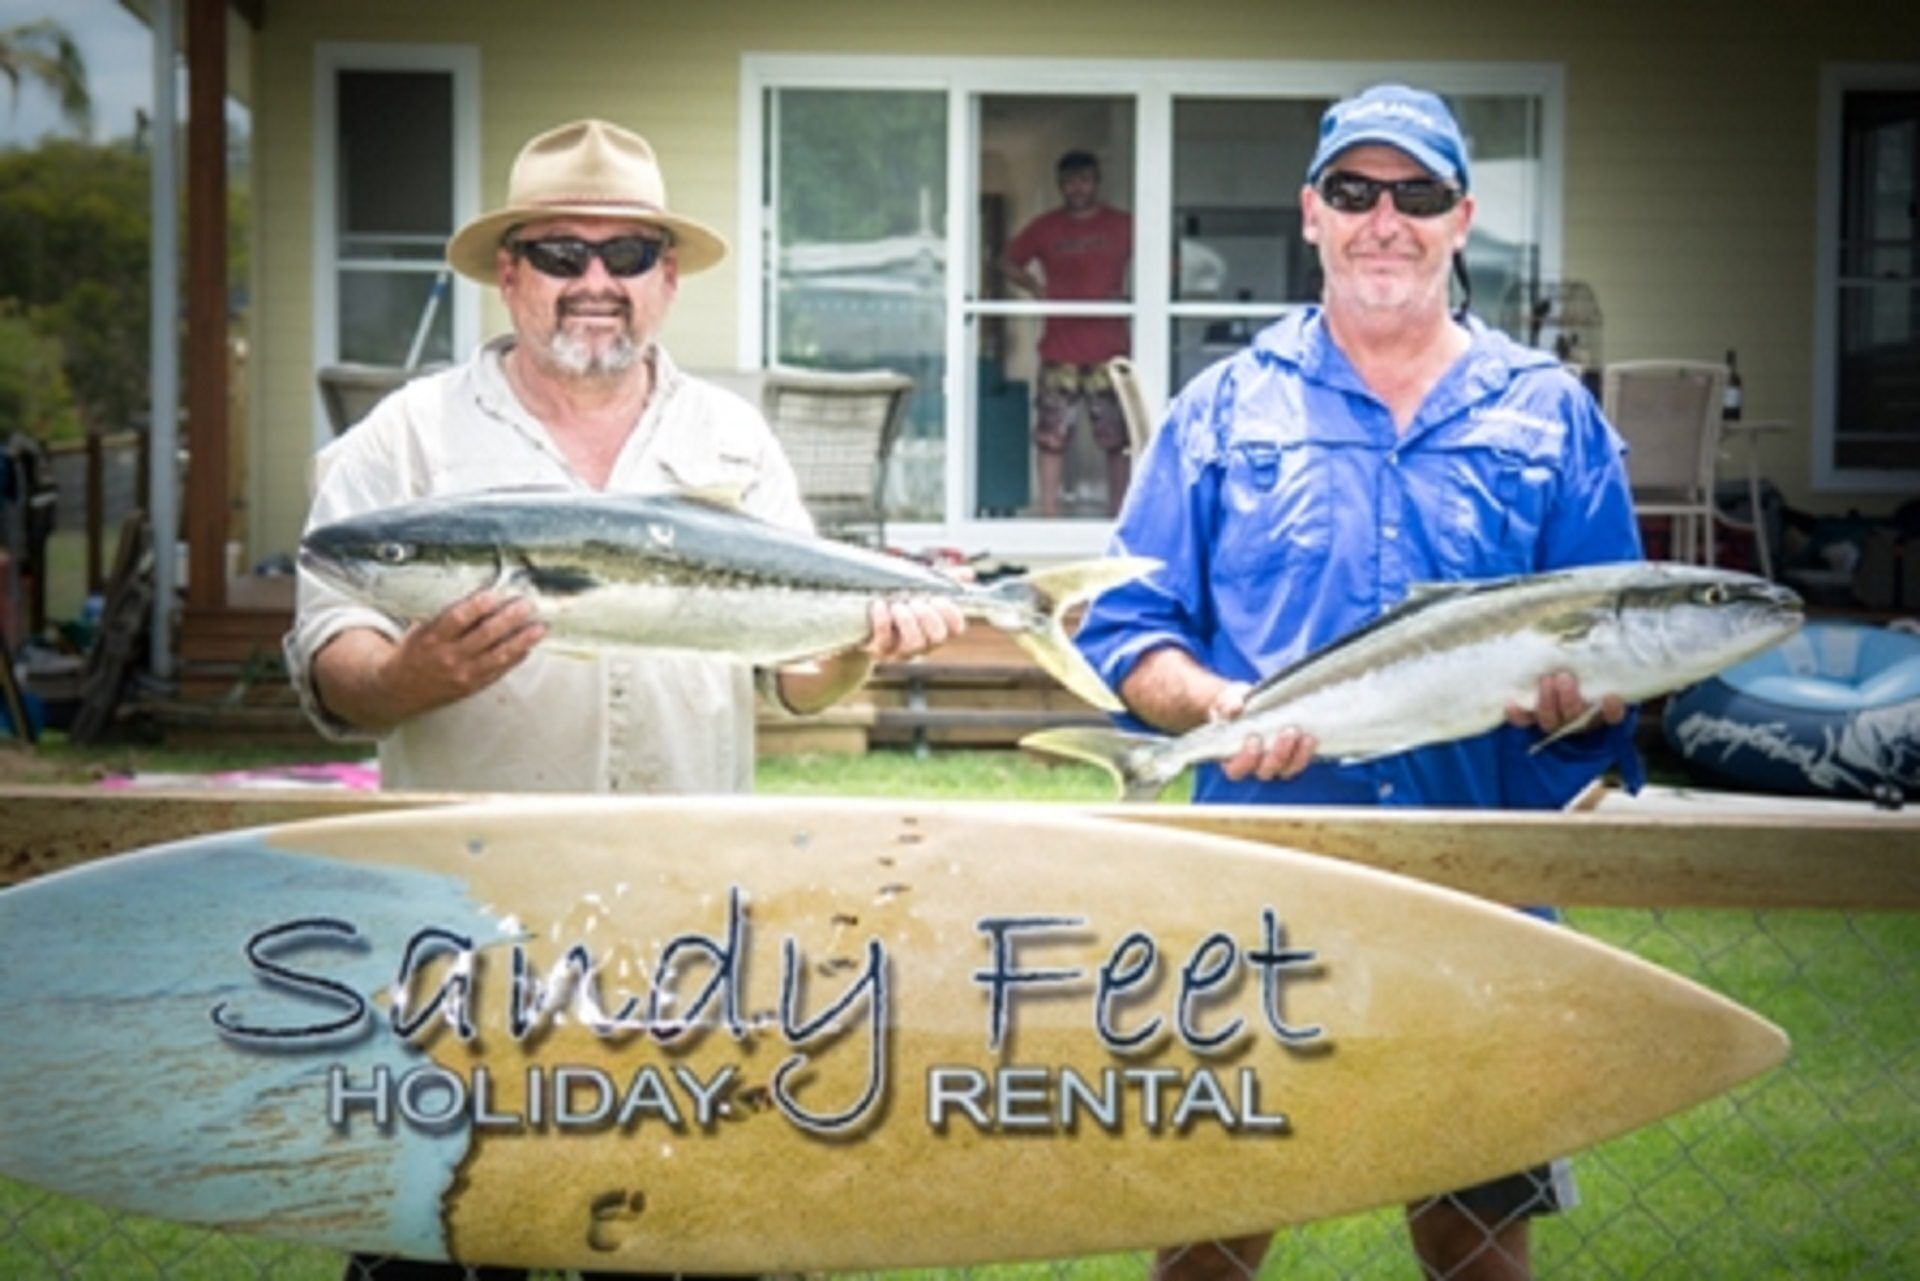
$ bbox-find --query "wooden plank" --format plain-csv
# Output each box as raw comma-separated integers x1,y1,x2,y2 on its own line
1101,802,1920,911
3,785,1914,909
871,707,1108,733
0,785,451,887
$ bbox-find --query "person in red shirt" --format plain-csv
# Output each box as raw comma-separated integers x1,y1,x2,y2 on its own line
998,150,1135,517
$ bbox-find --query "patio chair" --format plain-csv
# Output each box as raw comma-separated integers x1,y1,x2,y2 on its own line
316,363,442,437
761,366,915,545
1602,360,1729,566
1105,355,1157,458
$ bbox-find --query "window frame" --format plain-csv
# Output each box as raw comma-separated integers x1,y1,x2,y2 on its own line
1812,63,1920,492
741,55,1565,553
311,42,482,451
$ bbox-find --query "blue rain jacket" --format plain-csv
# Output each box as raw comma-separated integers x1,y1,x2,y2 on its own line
1077,308,1646,810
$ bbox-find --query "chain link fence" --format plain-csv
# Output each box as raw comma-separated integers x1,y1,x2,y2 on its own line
0,901,1912,1280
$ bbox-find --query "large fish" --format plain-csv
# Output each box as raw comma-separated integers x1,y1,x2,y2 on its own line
1023,563,1804,800
298,489,1155,712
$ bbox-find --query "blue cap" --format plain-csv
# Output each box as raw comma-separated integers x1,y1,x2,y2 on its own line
1306,84,1470,190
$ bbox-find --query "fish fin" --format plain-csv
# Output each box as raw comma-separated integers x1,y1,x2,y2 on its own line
987,557,1160,712
1528,704,1603,754
1403,580,1477,602
545,645,599,663
1537,609,1601,643
1020,727,1175,803
1335,749,1395,766
676,484,749,511
521,563,599,596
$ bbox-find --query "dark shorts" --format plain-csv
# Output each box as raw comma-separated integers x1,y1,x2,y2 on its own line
1414,1158,1576,1227
1034,361,1127,454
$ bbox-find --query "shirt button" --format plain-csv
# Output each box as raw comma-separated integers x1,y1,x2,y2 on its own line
1384,525,1399,540
1386,451,1400,466
1378,781,1395,799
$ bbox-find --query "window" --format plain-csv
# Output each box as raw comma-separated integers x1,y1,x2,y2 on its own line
1816,68,1920,487
313,45,479,448
765,87,948,521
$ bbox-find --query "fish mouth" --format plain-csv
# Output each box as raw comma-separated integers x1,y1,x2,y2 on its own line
296,542,366,592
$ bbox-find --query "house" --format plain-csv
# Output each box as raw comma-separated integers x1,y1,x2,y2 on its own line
155,1,1920,682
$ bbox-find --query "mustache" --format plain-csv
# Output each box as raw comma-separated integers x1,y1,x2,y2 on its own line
556,293,632,320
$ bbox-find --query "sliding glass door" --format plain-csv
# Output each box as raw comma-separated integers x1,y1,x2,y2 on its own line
747,59,1561,553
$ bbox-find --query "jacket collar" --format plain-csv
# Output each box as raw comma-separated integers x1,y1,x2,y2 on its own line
1250,306,1559,434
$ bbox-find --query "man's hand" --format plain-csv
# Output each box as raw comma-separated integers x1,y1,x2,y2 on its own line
862,596,967,661
1210,679,1318,782
312,590,544,733
774,597,968,717
386,591,546,710
1504,670,1627,737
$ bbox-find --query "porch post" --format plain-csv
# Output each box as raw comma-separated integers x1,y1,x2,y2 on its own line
148,0,179,678
184,0,228,610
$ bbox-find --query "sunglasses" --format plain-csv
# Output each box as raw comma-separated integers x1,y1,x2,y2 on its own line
509,235,668,279
1316,171,1463,218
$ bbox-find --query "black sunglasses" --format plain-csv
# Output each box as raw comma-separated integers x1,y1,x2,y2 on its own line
509,235,668,279
1316,171,1463,218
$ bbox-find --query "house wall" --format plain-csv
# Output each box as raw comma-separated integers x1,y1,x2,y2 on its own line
248,0,1920,557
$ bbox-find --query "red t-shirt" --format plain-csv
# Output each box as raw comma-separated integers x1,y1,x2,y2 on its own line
1004,204,1133,364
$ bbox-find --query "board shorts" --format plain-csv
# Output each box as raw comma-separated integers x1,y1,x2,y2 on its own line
1414,1158,1578,1227
1034,361,1128,455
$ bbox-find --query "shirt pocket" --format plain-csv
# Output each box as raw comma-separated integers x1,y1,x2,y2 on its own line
1213,439,1332,587
1437,447,1556,577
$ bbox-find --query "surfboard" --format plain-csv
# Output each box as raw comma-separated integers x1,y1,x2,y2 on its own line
0,798,1784,1270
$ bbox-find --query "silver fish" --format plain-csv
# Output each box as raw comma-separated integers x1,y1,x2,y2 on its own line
1023,563,1804,800
298,489,1157,712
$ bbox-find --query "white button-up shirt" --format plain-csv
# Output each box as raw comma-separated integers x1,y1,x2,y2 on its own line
284,339,811,795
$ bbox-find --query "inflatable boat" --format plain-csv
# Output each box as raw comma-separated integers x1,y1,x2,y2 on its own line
1663,621,1920,800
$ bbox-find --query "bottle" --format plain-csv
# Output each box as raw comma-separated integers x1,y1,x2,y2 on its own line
1723,349,1743,422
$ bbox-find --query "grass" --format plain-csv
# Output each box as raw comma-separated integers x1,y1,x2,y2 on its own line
0,746,1913,1278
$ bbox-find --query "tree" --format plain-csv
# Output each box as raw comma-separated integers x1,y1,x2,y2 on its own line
0,19,92,137
0,300,80,443
0,141,150,433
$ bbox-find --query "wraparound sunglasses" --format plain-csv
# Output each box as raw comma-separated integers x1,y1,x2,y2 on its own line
509,235,669,278
1316,171,1463,218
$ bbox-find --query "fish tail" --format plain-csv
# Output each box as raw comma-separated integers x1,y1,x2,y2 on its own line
981,557,1159,712
1019,727,1176,802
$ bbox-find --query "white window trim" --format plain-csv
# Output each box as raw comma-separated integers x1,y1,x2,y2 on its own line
311,42,481,452
1813,63,1920,493
741,55,1565,556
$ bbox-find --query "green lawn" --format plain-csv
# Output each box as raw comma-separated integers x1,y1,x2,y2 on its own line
0,748,1913,1278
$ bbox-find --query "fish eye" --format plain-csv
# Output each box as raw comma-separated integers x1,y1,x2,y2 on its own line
375,541,413,565
1697,583,1730,606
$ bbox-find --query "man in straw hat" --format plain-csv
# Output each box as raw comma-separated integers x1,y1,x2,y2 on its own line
287,119,961,800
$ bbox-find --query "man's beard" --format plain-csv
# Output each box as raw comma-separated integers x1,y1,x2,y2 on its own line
544,328,642,378
543,295,643,378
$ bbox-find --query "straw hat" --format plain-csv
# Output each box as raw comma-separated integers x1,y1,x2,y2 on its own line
445,119,728,282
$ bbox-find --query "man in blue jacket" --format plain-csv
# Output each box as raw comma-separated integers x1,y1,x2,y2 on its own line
1075,85,1642,1281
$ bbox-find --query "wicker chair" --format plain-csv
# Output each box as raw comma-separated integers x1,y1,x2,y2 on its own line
316,363,440,437
1601,360,1730,566
760,366,915,544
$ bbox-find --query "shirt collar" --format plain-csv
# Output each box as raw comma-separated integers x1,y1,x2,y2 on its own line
1251,306,1560,435
471,336,681,481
